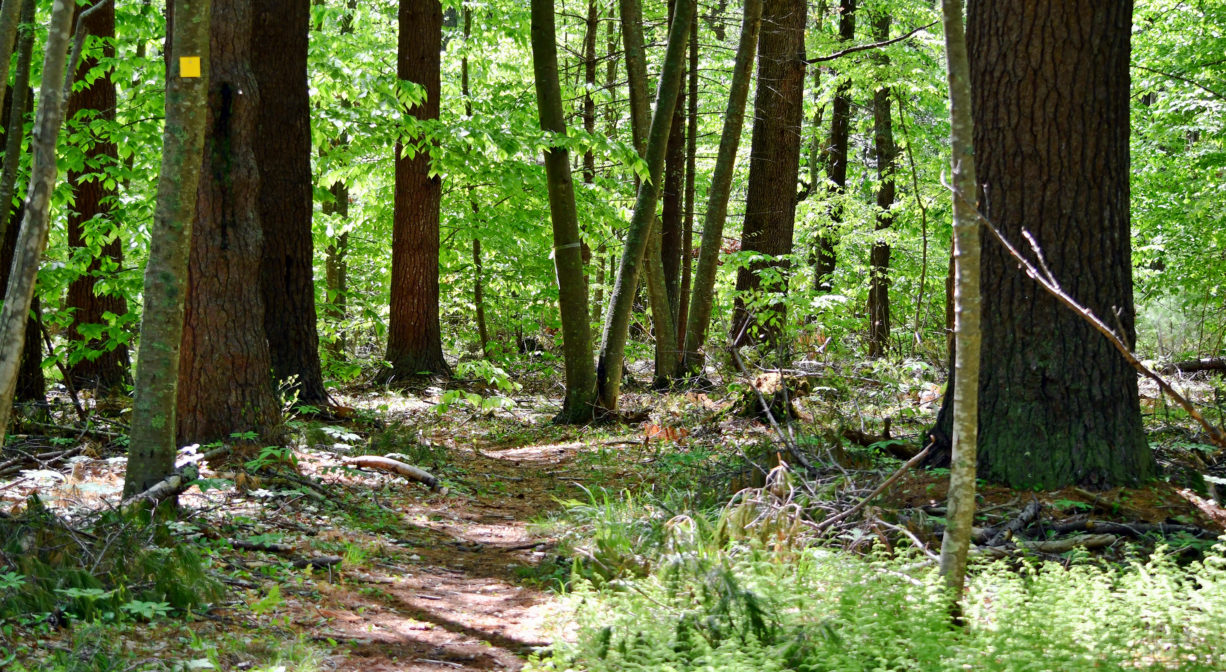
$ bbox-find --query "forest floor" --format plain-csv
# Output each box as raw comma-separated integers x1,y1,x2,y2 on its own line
2,362,1226,670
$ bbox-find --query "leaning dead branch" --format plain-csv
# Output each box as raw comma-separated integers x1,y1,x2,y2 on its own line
987,498,1041,546
948,184,1226,454
815,443,932,532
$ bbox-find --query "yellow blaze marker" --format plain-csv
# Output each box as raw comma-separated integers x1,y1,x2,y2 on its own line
180,56,201,78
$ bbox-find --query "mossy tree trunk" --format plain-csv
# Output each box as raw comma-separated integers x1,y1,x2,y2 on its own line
595,0,695,411
0,0,75,446
529,0,597,423
125,0,212,497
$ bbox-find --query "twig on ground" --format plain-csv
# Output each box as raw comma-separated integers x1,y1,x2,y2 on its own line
815,443,932,532
987,498,1041,546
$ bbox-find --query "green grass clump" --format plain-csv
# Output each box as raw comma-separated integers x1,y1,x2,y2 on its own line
530,489,1226,671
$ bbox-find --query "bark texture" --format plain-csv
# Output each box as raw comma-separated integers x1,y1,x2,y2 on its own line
177,0,280,447
125,0,211,496
730,0,806,347
866,13,895,358
0,202,45,405
812,0,854,291
932,0,1153,489
387,0,449,378
253,0,328,404
65,0,130,392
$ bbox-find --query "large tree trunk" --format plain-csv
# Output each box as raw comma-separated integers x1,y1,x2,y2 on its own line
177,0,281,447
596,0,695,411
125,0,211,497
529,0,597,423
812,0,854,291
866,13,895,358
0,0,75,446
930,0,1153,489
680,0,763,374
730,0,807,348
65,0,131,393
253,0,328,405
0,204,45,406
387,0,449,379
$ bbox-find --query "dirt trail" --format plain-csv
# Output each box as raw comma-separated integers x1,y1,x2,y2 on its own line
319,441,584,671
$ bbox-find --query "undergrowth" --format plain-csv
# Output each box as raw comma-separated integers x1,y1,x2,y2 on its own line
531,487,1226,672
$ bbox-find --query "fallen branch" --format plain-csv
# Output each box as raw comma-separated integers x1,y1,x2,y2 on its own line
343,455,445,492
815,443,932,532
727,331,814,473
987,498,1041,546
233,539,295,553
1020,534,1117,553
1049,518,1218,539
120,445,231,513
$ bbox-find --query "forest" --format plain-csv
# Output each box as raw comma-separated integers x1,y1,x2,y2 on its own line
0,0,1225,669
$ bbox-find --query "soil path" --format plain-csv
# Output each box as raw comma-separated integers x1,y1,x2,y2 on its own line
319,440,587,671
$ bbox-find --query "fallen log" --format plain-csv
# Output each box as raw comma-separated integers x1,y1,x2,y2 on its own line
120,445,231,513
343,455,445,492
1049,518,1218,539
1159,357,1226,376
1019,534,1117,554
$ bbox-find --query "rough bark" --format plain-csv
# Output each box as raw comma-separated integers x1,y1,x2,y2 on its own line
812,0,855,291
680,0,763,373
936,0,979,611
65,0,130,393
0,0,32,249
866,13,895,358
0,0,75,446
387,0,449,378
176,0,281,447
530,0,597,423
931,0,1153,489
0,202,45,405
0,0,24,103
596,0,695,410
730,0,807,348
253,0,328,405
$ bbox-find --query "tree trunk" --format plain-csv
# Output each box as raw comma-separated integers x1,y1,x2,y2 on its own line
866,13,895,358
0,0,31,249
323,199,349,358
615,0,680,388
0,0,75,446
253,0,328,405
530,0,597,423
176,0,281,447
65,0,131,393
812,0,854,291
125,0,211,498
387,0,449,379
596,0,695,411
660,0,687,326
462,7,489,359
0,203,45,406
931,0,1153,489
730,0,807,348
936,0,980,611
0,0,24,104
675,15,697,353
680,0,763,373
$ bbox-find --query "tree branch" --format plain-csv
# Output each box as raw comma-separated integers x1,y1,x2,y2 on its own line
806,21,936,64
1132,64,1225,100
